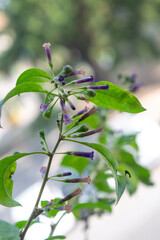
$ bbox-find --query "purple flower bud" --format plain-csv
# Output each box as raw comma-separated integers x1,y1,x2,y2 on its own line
58,75,65,82
66,68,85,77
89,84,109,90
42,43,53,65
130,82,143,92
64,114,73,125
55,172,72,177
66,99,76,111
78,106,98,122
64,176,91,184
130,73,137,81
70,151,94,160
62,172,72,176
40,166,47,178
58,187,82,204
72,106,88,119
40,103,50,112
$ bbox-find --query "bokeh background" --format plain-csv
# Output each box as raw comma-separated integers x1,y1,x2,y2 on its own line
1,0,160,239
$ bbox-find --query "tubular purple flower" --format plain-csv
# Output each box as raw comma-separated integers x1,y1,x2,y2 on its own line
42,43,53,65
64,114,73,125
72,106,88,119
64,176,91,184
78,106,98,122
71,151,94,160
40,103,50,112
80,126,104,137
89,84,109,90
66,68,85,77
71,126,104,138
130,82,143,92
58,187,82,204
75,76,93,84
60,98,73,124
60,98,68,115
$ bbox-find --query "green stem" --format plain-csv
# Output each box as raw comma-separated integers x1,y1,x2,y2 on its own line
49,213,67,238
20,118,63,240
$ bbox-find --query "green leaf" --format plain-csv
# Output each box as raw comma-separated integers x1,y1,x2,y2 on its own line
94,170,114,193
15,220,39,229
16,68,52,86
64,139,124,203
117,175,126,203
0,220,19,240
45,236,66,240
85,81,146,113
0,152,47,207
0,83,48,127
61,155,88,174
73,202,112,212
119,163,138,195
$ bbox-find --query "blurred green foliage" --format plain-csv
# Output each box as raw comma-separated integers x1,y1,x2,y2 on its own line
1,0,160,76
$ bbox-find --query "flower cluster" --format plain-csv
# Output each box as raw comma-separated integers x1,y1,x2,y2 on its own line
38,42,110,218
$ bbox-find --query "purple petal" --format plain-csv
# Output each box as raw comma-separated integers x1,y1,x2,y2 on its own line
64,114,73,125
40,103,49,112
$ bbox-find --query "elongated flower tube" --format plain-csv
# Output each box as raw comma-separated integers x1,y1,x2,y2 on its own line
78,106,98,122
89,84,109,90
67,151,94,160
40,102,50,112
60,98,68,115
63,176,91,184
70,126,104,138
60,98,73,124
58,187,82,204
42,42,53,67
68,76,93,85
72,106,88,119
66,68,85,77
